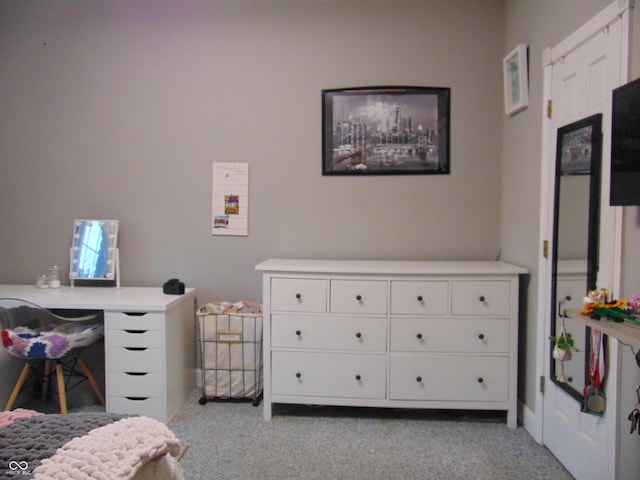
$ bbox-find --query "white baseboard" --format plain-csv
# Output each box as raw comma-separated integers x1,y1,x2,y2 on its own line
519,399,542,443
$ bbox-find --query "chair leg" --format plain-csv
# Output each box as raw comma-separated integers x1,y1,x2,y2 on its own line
42,359,52,402
76,355,105,406
4,363,31,411
55,361,68,414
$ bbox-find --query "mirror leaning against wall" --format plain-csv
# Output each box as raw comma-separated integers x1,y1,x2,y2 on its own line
69,220,120,288
550,113,602,403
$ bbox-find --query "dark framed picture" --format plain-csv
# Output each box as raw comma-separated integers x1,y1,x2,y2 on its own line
322,86,450,175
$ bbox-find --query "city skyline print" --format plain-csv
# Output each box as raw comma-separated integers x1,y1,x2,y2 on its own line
322,86,450,175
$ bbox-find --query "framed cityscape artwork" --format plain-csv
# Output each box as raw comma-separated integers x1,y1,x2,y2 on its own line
322,86,450,175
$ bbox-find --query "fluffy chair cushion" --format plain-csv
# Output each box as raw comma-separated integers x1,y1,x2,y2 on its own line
1,323,103,360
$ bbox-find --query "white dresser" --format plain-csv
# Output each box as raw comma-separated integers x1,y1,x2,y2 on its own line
255,259,526,428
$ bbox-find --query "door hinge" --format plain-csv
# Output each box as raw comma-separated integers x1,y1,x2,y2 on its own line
543,240,549,259
540,376,545,395
546,100,553,119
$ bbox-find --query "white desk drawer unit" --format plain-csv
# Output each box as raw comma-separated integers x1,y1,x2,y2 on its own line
104,294,195,423
257,259,525,428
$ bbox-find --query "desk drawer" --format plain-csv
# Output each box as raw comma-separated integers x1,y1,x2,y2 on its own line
108,371,163,397
107,329,163,348
106,311,164,330
108,396,164,420
107,346,163,372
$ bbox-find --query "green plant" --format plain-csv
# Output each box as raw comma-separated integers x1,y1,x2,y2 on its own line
549,332,579,352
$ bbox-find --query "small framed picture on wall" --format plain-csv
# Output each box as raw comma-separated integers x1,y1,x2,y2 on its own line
503,44,529,116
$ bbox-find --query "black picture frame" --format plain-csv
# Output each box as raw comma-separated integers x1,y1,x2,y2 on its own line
322,86,450,175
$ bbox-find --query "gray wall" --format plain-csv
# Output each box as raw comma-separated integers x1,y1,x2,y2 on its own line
0,0,505,306
2,0,639,443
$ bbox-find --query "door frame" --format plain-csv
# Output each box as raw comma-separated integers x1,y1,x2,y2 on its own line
535,0,629,477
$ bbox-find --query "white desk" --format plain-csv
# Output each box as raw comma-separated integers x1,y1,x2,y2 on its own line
0,285,196,423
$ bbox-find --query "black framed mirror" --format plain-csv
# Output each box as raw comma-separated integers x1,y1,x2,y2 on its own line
550,114,602,401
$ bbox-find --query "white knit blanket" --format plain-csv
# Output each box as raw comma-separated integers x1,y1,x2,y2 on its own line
32,416,181,480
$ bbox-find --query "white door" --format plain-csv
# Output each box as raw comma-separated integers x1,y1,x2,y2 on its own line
541,3,628,479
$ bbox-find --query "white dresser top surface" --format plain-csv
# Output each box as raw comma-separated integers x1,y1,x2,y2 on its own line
0,285,196,311
255,258,527,275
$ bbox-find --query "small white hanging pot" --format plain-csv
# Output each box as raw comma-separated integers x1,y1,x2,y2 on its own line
553,343,572,362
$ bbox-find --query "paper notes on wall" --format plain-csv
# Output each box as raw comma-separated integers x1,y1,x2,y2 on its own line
212,162,249,236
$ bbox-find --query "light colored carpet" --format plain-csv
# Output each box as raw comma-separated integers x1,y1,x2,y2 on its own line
168,391,574,480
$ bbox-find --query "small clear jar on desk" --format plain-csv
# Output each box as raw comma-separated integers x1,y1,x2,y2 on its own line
36,274,49,289
49,266,61,288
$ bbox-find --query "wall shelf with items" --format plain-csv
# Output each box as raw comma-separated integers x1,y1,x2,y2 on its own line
567,309,640,348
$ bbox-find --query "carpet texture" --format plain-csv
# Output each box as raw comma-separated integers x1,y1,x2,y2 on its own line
168,391,574,480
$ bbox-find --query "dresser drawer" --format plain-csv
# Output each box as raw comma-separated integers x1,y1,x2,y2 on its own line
107,328,163,348
390,318,509,353
107,346,163,372
390,281,449,315
451,281,510,316
107,371,164,397
389,355,509,402
330,280,387,314
271,351,386,399
271,315,386,351
270,278,327,312
106,311,164,330
108,396,164,420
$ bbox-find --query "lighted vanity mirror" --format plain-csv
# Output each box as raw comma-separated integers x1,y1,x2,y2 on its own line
550,114,602,401
69,220,119,287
